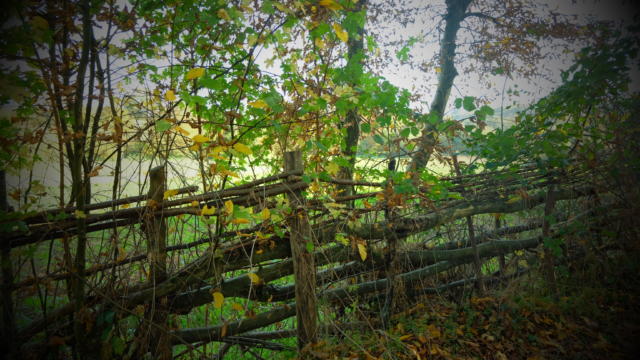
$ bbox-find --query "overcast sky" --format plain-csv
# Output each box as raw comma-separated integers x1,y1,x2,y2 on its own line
370,0,639,116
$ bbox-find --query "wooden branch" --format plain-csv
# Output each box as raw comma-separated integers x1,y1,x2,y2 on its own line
170,302,296,345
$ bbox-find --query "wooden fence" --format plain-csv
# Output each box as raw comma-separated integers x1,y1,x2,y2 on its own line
1,151,607,357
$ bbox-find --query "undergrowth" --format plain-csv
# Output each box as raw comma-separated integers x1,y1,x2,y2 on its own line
289,246,640,359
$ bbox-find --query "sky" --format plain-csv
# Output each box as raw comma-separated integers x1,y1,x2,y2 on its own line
368,0,640,117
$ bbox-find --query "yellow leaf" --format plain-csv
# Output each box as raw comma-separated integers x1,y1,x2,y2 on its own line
30,16,49,31
336,233,349,246
189,144,200,151
319,0,343,11
191,134,211,144
191,200,200,207
224,200,234,215
185,67,205,80
232,303,244,311
399,334,414,341
247,34,258,46
260,207,271,221
74,210,86,219
233,142,253,155
220,170,239,178
326,162,340,176
163,189,179,199
427,324,441,339
357,243,367,261
201,205,217,216
212,291,224,309
333,23,348,43
165,90,176,101
506,196,522,204
120,203,130,209
217,8,231,21
248,99,269,109
116,247,127,262
273,2,288,13
172,126,190,136
211,146,227,155
248,273,261,285
231,218,250,224
314,37,325,49
435,67,442,74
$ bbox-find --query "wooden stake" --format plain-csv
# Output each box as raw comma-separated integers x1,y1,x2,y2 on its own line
284,151,318,350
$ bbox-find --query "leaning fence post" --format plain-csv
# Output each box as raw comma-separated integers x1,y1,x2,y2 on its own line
284,150,318,350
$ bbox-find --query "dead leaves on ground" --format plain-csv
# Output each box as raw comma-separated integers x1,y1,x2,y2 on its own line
323,296,621,360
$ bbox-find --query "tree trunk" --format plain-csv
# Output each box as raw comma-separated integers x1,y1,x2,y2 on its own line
410,0,471,173
338,0,366,197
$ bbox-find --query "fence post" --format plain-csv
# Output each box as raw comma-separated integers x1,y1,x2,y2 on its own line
284,150,318,350
140,165,170,359
542,184,557,297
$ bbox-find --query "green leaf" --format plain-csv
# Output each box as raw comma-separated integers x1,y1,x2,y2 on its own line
361,122,371,133
454,98,463,109
306,241,314,253
396,46,410,61
400,128,411,138
463,96,476,111
155,119,172,132
426,113,439,125
373,134,385,145
112,336,125,356
479,105,494,116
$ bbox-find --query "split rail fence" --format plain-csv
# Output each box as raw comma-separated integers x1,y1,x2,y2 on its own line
1,151,609,357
